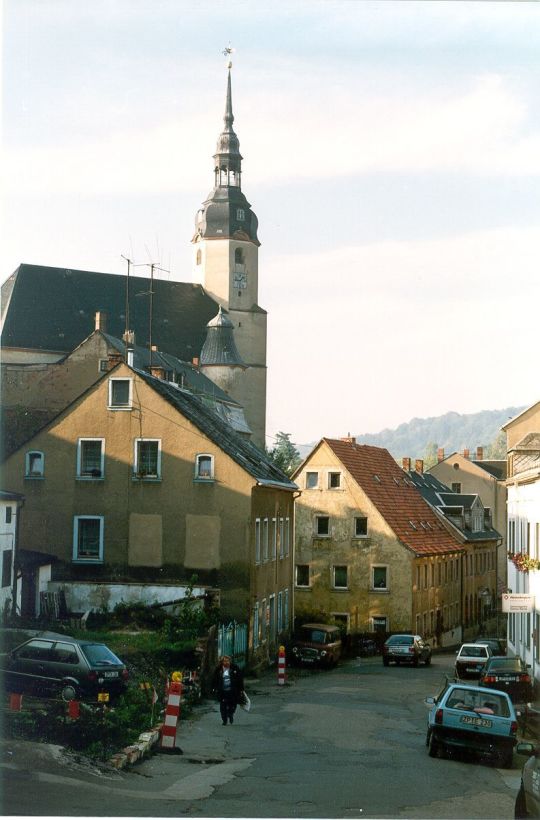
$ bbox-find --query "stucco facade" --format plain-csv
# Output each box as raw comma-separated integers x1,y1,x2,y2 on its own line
292,439,463,646
2,363,294,664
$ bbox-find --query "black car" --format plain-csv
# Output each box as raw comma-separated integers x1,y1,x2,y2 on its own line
1,635,129,701
474,636,507,656
382,634,431,667
479,656,534,704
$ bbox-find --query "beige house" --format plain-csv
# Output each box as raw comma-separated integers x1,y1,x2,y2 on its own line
429,447,507,593
292,438,463,647
1,362,296,665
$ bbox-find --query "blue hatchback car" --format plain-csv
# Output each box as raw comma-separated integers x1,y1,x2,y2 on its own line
425,681,518,767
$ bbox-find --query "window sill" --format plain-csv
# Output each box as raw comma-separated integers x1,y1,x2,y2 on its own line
76,476,105,481
132,476,162,482
73,559,104,564
352,536,369,541
313,535,331,540
24,475,44,480
193,478,215,484
369,588,389,594
295,585,311,590
107,406,133,411
332,587,349,592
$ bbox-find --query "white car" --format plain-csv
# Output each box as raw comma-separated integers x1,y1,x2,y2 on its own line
455,642,491,679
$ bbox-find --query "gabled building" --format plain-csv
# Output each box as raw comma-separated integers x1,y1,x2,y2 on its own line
405,463,500,638
502,402,540,677
292,438,463,646
1,362,296,665
1,66,267,448
428,447,507,593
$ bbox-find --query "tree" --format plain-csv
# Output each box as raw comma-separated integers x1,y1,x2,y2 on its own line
422,441,439,470
486,431,507,459
268,432,301,476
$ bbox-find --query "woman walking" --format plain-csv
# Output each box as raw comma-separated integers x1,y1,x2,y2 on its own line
212,655,245,725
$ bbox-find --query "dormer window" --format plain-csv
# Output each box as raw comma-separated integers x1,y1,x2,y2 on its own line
25,451,44,478
195,454,214,481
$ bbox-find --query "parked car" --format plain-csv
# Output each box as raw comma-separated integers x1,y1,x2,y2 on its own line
1,635,129,701
474,636,507,656
290,623,342,667
455,642,492,679
425,680,517,767
382,634,431,667
515,740,540,818
479,656,534,704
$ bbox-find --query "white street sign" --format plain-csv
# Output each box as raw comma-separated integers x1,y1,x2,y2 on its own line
501,593,535,613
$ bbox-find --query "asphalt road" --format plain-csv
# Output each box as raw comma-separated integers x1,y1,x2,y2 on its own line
0,652,522,818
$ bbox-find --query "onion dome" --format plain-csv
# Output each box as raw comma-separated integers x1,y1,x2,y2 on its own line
200,306,245,366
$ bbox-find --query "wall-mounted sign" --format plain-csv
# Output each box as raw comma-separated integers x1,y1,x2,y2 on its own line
501,593,535,613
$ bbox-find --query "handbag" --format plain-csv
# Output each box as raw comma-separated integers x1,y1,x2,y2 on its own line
240,692,251,712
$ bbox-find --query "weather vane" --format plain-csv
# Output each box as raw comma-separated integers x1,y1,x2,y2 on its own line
222,43,235,70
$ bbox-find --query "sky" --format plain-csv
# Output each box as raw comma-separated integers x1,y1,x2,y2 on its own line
2,0,540,447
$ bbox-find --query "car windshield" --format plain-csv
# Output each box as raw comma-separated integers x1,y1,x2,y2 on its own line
487,659,523,672
460,646,488,658
81,644,123,666
387,636,414,646
446,688,511,717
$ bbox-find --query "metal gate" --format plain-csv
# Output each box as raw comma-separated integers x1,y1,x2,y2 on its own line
218,621,247,669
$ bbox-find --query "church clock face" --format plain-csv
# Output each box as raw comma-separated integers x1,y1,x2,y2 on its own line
233,271,247,289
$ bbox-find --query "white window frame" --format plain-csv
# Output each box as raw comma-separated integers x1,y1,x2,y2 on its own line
133,438,162,480
295,564,310,587
371,565,388,591
271,517,277,560
108,377,133,410
279,517,285,558
328,471,342,489
255,518,261,564
305,471,319,489
284,517,290,555
76,438,105,480
194,453,214,481
315,515,330,537
354,516,368,538
72,516,104,563
263,518,269,561
25,450,45,478
332,565,348,590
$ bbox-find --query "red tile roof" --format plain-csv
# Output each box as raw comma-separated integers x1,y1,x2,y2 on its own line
323,438,461,556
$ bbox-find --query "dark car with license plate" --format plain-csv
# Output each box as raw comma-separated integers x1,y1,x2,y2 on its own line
290,623,342,667
455,642,491,678
479,656,534,704
1,635,129,701
425,681,517,767
382,634,432,667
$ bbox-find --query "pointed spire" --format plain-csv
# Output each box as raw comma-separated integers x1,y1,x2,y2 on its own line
224,69,234,132
200,306,245,366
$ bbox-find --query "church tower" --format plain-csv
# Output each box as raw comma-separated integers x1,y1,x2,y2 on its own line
192,63,267,448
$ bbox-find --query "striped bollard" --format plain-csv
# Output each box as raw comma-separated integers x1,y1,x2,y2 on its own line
160,680,182,750
278,645,286,686
9,693,23,711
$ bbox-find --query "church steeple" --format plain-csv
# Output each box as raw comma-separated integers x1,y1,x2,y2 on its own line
213,69,242,189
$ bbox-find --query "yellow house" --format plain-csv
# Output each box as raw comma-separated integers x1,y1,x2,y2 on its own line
2,362,296,664
292,438,464,647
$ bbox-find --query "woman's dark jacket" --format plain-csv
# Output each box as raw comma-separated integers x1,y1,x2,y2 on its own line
212,663,244,700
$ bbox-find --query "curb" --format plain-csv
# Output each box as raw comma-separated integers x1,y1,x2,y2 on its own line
109,726,162,769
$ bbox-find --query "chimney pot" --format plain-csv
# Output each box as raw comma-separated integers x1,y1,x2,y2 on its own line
192,357,199,367
476,446,484,460
463,448,470,460
415,459,424,473
123,329,136,346
149,366,165,380
95,311,108,332
437,447,445,463
340,436,356,444
402,457,411,472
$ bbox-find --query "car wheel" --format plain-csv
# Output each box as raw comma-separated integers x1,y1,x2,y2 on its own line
383,658,389,667
424,655,431,666
60,682,79,702
428,731,441,758
412,656,419,667
515,783,529,819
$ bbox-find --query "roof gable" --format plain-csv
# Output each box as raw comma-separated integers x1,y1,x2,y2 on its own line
322,439,460,556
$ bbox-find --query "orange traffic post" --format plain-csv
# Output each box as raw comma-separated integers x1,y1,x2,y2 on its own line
278,645,286,686
160,680,182,751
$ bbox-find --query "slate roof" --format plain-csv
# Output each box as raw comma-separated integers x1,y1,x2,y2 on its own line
472,460,507,480
1,264,219,360
135,368,296,490
322,439,460,556
0,490,24,502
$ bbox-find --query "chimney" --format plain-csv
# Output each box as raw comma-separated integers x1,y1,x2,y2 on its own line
463,448,470,460
107,352,123,370
476,446,484,461
437,447,445,463
123,330,135,367
151,345,158,352
150,366,166,380
95,311,108,332
341,435,356,445
415,459,424,473
402,457,411,472
192,357,199,367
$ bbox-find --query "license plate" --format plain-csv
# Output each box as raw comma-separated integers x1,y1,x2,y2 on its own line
466,666,480,672
103,671,119,678
495,676,513,682
460,715,492,728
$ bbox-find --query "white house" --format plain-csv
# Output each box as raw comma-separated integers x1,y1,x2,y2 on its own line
0,490,24,615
